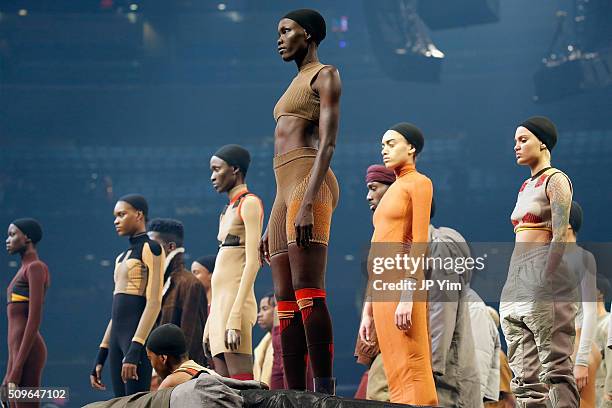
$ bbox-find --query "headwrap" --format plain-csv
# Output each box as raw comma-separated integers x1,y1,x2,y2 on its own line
519,116,558,151
118,194,149,218
11,218,43,244
389,122,424,155
213,144,251,176
283,9,326,45
195,255,217,274
146,323,187,357
569,201,583,233
365,164,395,185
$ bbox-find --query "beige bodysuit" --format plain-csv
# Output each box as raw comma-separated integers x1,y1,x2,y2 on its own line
204,184,263,356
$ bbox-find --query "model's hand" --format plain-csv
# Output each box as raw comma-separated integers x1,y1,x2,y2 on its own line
574,364,588,391
203,333,212,359
121,363,138,384
395,301,413,331
90,364,106,390
225,329,241,351
359,314,376,346
259,227,271,265
294,203,314,248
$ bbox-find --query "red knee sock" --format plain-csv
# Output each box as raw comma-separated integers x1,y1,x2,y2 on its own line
295,288,334,379
277,300,307,390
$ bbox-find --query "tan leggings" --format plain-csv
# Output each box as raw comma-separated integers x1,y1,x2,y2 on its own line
268,147,339,256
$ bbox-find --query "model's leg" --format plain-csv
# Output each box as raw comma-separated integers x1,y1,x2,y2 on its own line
225,353,254,380
527,302,579,408
372,301,437,405
289,243,334,386
213,355,230,377
14,334,46,408
108,334,126,397
502,311,549,408
272,252,307,390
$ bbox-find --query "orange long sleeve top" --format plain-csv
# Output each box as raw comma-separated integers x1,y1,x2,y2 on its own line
372,162,433,281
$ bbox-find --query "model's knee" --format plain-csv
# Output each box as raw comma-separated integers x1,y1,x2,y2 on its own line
295,288,327,321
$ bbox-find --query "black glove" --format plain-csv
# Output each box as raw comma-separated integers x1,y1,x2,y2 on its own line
92,347,109,375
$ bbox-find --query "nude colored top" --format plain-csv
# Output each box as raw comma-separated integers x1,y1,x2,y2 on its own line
273,61,328,123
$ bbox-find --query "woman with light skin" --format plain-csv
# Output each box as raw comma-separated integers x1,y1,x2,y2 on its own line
203,145,263,380
259,8,341,394
501,116,577,407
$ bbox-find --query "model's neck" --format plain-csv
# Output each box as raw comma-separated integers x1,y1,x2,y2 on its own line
206,289,212,306
167,358,190,376
129,231,148,245
529,157,551,177
296,48,319,71
20,247,38,263
395,162,416,178
228,183,248,201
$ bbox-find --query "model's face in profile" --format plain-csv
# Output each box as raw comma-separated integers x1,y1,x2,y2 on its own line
6,224,27,255
257,297,275,331
366,182,390,212
210,156,236,193
381,130,414,170
146,349,169,379
277,18,308,62
113,201,143,237
191,261,212,290
514,126,544,166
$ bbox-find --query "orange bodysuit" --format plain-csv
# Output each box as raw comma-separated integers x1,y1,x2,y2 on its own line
370,162,437,405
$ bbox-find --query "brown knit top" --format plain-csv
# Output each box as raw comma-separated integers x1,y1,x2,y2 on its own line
273,61,328,123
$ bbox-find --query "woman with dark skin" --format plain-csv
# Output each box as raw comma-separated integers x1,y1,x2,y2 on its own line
259,9,341,394
4,218,50,408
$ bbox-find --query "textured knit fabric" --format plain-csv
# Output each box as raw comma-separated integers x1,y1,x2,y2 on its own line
268,148,339,256
273,62,329,123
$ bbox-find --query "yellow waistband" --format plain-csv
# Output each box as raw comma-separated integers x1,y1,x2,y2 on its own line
514,226,552,234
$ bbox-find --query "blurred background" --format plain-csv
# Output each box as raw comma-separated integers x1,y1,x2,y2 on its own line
0,0,611,405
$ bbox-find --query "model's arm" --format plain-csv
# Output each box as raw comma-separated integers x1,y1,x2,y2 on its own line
227,196,264,331
92,320,112,373
403,177,433,294
7,262,47,384
545,173,572,276
294,67,341,245
124,242,165,363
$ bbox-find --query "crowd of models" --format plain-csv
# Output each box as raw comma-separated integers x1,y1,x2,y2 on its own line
3,8,611,408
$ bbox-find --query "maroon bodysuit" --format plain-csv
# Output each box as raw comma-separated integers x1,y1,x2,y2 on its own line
4,251,49,399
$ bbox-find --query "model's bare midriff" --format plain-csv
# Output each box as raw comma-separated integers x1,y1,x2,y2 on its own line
514,229,553,255
274,116,319,155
